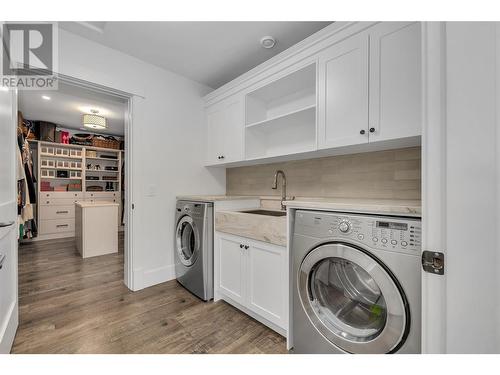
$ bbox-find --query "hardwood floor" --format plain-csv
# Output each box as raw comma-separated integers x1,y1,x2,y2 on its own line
12,235,287,354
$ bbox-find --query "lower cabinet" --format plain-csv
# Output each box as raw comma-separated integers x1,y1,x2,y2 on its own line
214,231,288,335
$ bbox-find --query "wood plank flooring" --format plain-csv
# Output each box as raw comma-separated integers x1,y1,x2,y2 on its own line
12,235,287,354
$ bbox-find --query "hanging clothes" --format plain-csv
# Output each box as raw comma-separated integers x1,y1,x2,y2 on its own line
17,128,37,239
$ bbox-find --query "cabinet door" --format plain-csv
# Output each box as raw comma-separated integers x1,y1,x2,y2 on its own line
246,240,286,329
217,235,246,305
318,33,369,149
368,22,421,142
206,96,244,165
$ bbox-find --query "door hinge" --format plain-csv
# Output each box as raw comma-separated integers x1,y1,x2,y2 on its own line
422,251,445,275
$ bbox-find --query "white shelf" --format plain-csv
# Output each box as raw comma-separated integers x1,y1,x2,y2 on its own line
41,167,83,171
85,169,119,173
41,177,82,180
245,104,316,129
85,156,119,161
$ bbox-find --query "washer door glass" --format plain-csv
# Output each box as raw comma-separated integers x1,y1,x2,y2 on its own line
298,243,408,354
176,215,199,267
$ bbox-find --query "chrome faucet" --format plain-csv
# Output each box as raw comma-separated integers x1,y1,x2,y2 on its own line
272,170,287,211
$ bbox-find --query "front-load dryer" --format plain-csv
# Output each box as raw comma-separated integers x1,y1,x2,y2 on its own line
174,200,213,301
291,209,421,354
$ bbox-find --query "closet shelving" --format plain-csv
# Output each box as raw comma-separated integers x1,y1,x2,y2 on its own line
37,141,122,193
244,62,317,159
34,140,124,240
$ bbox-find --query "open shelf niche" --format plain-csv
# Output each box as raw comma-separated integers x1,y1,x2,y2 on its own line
244,62,317,159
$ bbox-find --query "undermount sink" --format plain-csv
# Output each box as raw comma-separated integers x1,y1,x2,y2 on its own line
241,209,287,217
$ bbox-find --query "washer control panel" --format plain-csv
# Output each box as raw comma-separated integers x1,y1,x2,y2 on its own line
294,210,421,255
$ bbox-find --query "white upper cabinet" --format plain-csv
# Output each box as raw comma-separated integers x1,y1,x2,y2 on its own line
368,22,421,142
204,22,422,166
206,96,244,165
318,34,369,149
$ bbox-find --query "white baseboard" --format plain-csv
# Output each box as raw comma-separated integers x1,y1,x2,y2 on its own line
0,302,18,354
132,264,176,291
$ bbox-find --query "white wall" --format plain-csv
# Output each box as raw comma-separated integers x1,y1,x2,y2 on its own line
57,29,225,290
444,22,499,353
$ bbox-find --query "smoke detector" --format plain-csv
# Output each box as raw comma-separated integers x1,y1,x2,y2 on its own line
260,36,276,49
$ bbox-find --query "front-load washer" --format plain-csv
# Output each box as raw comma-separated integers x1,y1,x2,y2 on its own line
291,209,421,354
174,200,213,301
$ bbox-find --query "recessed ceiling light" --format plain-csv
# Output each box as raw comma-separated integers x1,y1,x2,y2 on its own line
42,95,51,100
260,36,276,49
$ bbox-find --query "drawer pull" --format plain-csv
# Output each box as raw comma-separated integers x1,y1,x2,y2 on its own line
56,211,69,214
56,224,69,228
0,253,5,270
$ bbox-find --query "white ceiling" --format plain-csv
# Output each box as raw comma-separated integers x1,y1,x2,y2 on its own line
18,82,127,136
59,21,332,89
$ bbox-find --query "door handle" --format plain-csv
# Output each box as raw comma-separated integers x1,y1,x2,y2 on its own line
0,253,5,270
0,221,15,228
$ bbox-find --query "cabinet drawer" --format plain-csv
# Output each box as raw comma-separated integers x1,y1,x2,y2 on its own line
39,205,75,220
40,192,83,199
85,192,120,199
39,218,75,234
40,198,81,206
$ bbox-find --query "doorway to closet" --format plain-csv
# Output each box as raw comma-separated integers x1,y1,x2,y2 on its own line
14,79,135,339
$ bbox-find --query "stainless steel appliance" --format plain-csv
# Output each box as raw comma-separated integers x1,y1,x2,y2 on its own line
174,200,213,301
291,210,421,354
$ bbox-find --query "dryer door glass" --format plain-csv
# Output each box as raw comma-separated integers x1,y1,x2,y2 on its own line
310,257,387,342
298,243,408,354
176,216,199,267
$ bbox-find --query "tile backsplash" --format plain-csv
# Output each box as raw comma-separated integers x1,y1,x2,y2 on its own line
226,147,421,200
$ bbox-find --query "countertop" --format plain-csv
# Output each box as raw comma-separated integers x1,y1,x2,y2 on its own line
176,195,421,216
283,197,421,217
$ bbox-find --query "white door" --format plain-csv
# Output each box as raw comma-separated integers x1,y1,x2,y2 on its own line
206,97,243,165
217,235,246,305
317,33,369,149
246,240,286,328
368,22,421,142
0,88,18,353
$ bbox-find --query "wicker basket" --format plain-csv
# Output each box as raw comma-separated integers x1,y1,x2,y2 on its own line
91,136,121,150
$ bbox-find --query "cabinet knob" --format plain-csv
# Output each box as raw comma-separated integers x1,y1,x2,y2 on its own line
244,245,249,250
220,155,225,159
359,129,366,135
369,127,376,133
239,244,244,248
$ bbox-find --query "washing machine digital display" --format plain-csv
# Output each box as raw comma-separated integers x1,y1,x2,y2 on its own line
376,221,408,231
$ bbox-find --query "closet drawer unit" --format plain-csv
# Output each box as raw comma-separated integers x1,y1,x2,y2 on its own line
40,198,82,206
39,218,75,234
40,145,55,156
69,161,82,170
39,205,75,220
69,170,82,178
85,192,120,199
41,169,55,178
55,147,70,157
69,149,82,158
56,160,71,169
40,159,56,168
90,197,120,203
41,192,83,199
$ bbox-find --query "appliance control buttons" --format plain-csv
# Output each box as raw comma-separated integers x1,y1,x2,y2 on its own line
401,241,408,247
357,234,364,240
391,240,397,245
338,220,351,233
381,238,388,244
372,237,378,242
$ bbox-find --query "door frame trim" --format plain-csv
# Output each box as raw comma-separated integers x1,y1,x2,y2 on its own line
56,74,137,291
